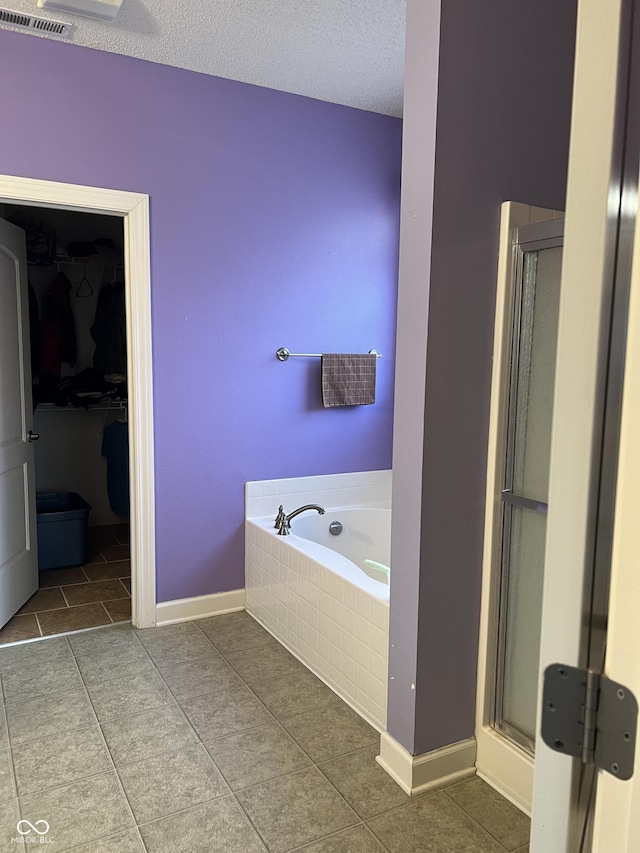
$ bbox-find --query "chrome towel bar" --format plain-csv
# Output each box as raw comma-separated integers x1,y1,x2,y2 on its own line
276,347,381,361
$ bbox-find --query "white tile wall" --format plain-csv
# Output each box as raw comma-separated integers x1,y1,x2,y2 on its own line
246,513,389,731
245,469,392,520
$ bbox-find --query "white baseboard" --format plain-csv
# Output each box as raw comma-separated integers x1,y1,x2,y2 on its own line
155,589,245,626
376,732,477,796
475,727,534,816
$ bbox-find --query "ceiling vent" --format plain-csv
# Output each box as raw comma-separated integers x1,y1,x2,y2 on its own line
0,6,72,36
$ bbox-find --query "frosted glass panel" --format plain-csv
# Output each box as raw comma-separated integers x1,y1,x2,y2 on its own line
512,247,563,503
497,240,562,752
501,506,547,741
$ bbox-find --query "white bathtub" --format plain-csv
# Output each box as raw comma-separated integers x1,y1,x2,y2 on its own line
246,486,391,730
290,507,391,591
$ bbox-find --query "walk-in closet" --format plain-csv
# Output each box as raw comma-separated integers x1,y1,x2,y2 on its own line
0,204,132,641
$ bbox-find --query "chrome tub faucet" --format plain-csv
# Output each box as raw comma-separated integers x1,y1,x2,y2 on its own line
275,503,325,535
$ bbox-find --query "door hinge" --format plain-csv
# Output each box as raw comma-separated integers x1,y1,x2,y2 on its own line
541,664,638,779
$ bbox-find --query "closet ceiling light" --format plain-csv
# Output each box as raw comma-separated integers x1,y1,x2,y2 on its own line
37,0,122,22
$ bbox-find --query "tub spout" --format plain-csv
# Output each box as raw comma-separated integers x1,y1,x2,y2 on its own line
286,504,325,524
277,503,325,535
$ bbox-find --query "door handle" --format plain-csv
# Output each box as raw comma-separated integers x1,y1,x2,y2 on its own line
27,431,39,442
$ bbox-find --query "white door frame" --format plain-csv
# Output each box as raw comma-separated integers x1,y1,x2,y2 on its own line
590,164,640,849
0,175,156,630
530,0,629,847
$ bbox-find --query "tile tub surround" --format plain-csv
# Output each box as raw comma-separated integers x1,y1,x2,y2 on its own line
0,617,530,853
245,470,392,521
245,472,391,731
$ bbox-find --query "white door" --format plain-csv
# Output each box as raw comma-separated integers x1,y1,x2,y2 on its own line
530,0,637,848
0,217,38,628
588,165,640,849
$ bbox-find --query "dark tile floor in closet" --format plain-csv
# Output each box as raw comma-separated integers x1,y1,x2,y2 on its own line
0,524,130,645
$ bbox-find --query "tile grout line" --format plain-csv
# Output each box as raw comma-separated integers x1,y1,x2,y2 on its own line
63,824,148,853
227,787,275,853
3,616,521,853
12,635,71,823
1,577,135,831
32,612,44,638
156,621,365,851
100,601,116,624
191,623,453,849
131,790,267,853
188,624,395,851
85,621,268,845
190,622,388,784
76,633,231,764
285,821,389,853
66,642,143,849
113,754,234,834
117,578,131,597
0,537,124,645
58,586,72,608
81,626,247,764
80,627,241,838
18,770,140,849
35,601,114,638
306,743,427,849
440,786,519,852
4,703,20,826
17,762,125,801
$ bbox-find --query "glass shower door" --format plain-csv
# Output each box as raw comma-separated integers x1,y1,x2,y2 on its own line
494,227,563,752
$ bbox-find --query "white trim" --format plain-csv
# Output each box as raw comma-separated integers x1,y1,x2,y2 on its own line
155,590,246,626
475,201,563,814
592,177,640,849
122,196,155,630
376,732,476,796
475,729,534,816
0,174,156,629
531,0,629,846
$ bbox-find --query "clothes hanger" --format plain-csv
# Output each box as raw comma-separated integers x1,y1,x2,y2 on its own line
75,263,93,298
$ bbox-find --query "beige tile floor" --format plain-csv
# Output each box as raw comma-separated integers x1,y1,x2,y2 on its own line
0,525,131,645
0,613,531,852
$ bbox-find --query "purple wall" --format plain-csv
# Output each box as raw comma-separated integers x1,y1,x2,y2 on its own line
0,30,402,602
387,0,442,754
388,0,577,755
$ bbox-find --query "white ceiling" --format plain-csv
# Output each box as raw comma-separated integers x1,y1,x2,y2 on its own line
2,0,406,117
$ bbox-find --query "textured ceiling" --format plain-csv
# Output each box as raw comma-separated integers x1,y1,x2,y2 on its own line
1,0,406,116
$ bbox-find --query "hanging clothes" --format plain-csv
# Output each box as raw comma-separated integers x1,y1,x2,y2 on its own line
41,272,77,378
91,281,126,375
102,420,129,518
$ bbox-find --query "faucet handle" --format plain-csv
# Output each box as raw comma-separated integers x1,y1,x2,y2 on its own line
274,505,286,529
276,518,290,536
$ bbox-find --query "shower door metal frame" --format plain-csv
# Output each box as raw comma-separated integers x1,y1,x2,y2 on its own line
493,220,564,756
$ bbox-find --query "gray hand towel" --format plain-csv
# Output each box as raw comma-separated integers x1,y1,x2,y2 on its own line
321,353,377,407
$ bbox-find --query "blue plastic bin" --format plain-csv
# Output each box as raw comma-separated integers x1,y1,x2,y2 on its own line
36,492,91,571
